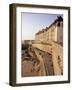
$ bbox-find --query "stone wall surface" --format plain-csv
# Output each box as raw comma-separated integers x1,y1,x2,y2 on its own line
32,41,63,75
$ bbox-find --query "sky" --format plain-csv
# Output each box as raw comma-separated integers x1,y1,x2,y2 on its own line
22,13,63,40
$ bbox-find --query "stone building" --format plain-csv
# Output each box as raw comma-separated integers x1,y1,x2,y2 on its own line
35,16,63,45
33,16,63,75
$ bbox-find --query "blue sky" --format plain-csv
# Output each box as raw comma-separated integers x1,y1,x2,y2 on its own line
22,13,63,40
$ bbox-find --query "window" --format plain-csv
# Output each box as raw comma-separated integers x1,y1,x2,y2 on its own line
57,22,60,26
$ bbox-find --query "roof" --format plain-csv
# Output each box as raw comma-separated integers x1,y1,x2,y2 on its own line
36,16,63,35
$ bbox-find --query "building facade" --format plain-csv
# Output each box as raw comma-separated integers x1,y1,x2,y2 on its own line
35,16,63,45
